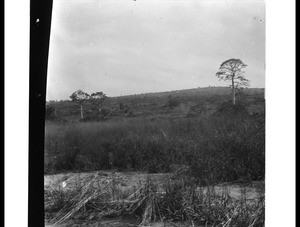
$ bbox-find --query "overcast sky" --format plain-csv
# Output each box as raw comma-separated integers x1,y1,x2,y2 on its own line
46,0,265,101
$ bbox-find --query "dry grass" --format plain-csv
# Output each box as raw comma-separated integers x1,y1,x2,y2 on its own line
45,168,264,227
45,111,264,183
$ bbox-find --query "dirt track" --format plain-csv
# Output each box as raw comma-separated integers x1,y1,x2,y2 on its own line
45,171,264,199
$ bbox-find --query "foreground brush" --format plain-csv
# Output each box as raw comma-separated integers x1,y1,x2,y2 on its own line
45,169,264,227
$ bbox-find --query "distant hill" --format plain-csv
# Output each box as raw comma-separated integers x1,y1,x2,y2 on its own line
113,86,264,98
46,87,265,122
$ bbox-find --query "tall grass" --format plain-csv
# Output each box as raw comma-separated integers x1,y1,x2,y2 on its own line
44,108,264,183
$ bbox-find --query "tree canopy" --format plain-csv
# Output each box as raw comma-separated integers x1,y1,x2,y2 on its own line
216,59,249,105
70,90,107,102
216,58,249,88
70,90,90,101
91,92,106,99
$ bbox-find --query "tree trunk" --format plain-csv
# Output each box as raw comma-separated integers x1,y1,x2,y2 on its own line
232,77,236,105
80,105,83,119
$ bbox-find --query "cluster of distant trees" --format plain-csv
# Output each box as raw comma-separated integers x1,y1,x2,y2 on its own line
69,90,107,119
69,90,106,101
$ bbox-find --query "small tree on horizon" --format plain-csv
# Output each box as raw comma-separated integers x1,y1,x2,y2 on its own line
69,90,91,119
70,90,90,102
216,58,249,105
90,91,106,99
70,90,107,119
90,91,107,112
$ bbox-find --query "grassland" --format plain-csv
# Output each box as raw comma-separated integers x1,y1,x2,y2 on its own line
45,87,264,122
44,86,265,226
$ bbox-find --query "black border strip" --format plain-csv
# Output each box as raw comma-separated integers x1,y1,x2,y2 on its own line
29,1,53,226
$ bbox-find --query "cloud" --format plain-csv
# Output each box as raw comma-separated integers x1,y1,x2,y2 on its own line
47,0,265,100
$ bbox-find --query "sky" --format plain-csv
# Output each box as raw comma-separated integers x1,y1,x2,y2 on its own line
46,0,265,101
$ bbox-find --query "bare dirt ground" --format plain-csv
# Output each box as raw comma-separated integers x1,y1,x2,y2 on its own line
44,171,264,227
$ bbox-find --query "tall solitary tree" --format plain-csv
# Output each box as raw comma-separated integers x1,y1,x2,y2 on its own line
216,58,249,105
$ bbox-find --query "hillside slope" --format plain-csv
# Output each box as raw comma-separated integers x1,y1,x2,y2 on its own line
46,87,265,122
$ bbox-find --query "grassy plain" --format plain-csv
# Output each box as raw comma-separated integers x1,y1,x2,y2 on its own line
44,87,265,226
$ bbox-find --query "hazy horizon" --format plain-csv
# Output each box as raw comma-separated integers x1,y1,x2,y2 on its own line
46,0,265,101
46,85,265,101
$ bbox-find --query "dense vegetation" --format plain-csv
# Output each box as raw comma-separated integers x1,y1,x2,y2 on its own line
45,87,265,183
